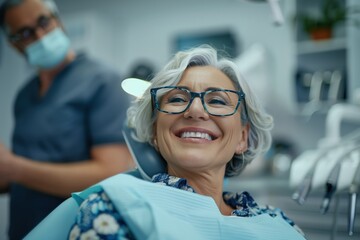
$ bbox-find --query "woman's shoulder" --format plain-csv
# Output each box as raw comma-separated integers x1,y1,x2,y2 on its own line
68,190,134,240
223,191,305,236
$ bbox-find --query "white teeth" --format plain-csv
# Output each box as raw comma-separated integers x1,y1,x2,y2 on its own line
180,132,212,140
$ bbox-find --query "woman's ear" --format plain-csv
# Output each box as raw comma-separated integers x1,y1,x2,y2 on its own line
235,123,250,154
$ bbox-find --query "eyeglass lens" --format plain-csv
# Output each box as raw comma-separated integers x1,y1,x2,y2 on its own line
155,87,240,116
9,15,53,43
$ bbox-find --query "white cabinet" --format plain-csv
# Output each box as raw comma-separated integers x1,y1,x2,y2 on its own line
297,38,346,55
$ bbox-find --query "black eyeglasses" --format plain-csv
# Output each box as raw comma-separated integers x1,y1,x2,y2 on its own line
151,86,245,117
8,15,56,45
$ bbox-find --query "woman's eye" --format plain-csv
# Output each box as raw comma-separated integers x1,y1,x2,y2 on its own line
208,97,227,105
167,95,187,104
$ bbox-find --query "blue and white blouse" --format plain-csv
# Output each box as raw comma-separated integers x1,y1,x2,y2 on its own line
68,173,302,240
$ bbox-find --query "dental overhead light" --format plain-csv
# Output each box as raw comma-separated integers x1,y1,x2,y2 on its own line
121,78,151,98
246,0,284,26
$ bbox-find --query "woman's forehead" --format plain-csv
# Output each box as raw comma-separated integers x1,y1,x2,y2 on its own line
177,66,236,90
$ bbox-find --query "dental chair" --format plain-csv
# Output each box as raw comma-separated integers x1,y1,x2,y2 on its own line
24,127,166,240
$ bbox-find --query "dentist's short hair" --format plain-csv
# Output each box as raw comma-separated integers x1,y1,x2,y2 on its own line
0,0,59,35
127,45,273,177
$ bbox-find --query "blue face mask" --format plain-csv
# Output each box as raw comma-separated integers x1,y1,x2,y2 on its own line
25,28,71,69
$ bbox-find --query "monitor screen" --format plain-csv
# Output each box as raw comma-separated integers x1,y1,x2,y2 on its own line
173,30,239,59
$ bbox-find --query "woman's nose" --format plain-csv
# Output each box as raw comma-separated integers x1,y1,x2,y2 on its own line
183,98,210,120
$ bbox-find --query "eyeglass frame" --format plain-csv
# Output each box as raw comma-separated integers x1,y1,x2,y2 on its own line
150,86,246,117
8,14,57,45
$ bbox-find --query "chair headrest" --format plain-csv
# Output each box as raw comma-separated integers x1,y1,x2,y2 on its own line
122,126,167,181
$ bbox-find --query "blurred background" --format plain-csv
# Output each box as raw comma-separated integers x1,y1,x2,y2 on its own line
0,0,359,239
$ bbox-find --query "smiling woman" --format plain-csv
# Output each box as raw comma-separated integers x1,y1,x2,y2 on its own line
26,45,306,240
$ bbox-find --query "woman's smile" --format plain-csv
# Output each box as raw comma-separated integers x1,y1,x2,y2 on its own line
180,131,212,141
174,127,218,142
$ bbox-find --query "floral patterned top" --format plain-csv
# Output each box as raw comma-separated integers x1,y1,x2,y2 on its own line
68,173,302,240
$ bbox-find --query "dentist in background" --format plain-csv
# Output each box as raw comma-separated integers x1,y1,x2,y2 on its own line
0,0,134,239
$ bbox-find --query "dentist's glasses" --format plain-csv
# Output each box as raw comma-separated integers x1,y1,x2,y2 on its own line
8,14,56,45
151,86,245,117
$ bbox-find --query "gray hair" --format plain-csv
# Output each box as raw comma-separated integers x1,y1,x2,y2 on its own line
0,0,59,35
127,45,273,177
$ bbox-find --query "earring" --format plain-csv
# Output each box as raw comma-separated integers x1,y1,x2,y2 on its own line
153,138,159,151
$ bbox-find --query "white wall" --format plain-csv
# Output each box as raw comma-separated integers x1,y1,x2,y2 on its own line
57,0,297,113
